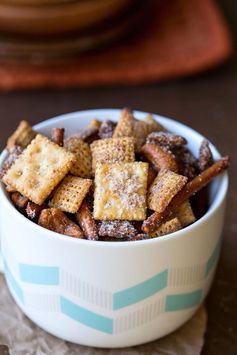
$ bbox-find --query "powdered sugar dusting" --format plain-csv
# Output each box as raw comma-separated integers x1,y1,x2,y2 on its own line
94,162,148,220
98,220,136,238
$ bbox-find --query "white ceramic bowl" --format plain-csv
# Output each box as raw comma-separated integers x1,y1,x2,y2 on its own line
0,109,228,348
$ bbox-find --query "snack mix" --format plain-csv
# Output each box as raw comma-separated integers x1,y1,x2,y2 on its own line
0,109,229,241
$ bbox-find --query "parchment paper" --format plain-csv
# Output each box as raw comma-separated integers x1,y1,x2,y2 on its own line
0,274,207,355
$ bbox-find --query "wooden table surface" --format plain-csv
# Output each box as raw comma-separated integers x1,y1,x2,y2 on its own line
0,0,236,353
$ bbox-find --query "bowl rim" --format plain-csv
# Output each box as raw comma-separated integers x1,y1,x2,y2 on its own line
0,108,229,249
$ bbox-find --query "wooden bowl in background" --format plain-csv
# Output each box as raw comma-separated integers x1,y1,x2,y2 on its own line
0,0,148,62
0,0,134,36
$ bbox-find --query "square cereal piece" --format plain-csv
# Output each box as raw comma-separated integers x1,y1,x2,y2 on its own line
174,200,196,227
132,118,150,152
113,109,134,138
113,109,148,152
50,175,92,213
64,136,92,178
150,217,182,237
7,120,36,150
90,137,135,172
148,169,187,213
145,114,164,133
94,162,148,221
113,110,163,153
3,134,75,205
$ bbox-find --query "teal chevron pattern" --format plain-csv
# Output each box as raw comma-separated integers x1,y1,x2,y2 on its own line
165,290,202,312
4,260,24,305
205,238,222,276
19,264,59,285
60,296,113,334
113,269,168,310
2,237,221,335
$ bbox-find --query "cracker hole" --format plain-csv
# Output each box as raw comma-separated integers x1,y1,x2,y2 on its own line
35,148,42,154
15,170,22,177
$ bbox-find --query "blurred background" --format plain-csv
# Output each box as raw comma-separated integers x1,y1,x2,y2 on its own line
0,0,236,354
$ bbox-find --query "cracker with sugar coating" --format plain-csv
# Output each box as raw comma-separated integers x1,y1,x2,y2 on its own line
7,120,36,150
65,136,92,178
3,134,75,205
90,137,135,172
50,175,92,213
148,169,187,213
174,200,196,227
94,162,148,221
150,217,182,237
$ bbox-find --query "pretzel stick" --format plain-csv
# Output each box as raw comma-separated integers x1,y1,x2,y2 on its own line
140,143,178,172
51,128,65,146
191,188,208,219
142,157,229,234
76,200,98,241
192,140,214,218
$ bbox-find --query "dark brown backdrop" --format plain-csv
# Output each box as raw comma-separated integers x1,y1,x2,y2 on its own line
0,0,236,354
